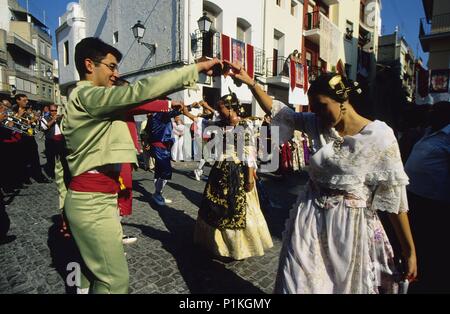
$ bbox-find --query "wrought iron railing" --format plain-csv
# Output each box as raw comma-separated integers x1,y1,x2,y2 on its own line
192,29,221,60
304,11,320,31
254,47,265,76
265,57,288,77
420,13,450,37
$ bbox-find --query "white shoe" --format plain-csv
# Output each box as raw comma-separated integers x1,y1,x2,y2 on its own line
76,287,89,294
152,193,166,206
122,235,137,245
194,169,202,181
164,198,173,204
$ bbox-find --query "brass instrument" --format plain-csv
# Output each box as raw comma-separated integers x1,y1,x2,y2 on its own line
0,110,36,136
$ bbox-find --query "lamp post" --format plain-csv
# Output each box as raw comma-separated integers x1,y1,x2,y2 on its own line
197,12,212,34
10,84,17,96
132,20,158,54
46,67,53,80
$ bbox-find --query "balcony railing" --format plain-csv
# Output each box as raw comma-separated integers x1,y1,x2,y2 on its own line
265,57,288,77
192,30,221,60
14,64,36,77
420,13,450,37
304,10,320,31
254,47,265,76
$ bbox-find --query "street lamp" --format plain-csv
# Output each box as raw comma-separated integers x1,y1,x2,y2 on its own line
197,12,212,33
132,20,158,54
10,84,17,96
46,67,53,79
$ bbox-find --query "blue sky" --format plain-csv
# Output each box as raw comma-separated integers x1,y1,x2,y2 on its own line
19,0,428,64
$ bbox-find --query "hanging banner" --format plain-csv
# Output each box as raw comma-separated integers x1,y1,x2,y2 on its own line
231,38,246,67
430,69,449,93
246,44,254,80
221,34,231,62
290,59,296,91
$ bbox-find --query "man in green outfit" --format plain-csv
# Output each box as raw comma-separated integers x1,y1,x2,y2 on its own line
61,37,220,294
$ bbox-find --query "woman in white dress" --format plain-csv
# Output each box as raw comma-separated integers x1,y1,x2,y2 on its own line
224,61,417,293
193,92,273,260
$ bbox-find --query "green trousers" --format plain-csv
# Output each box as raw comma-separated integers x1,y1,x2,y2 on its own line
64,189,128,294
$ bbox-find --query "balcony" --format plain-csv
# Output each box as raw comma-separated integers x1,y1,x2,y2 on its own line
7,33,36,57
304,11,321,45
263,57,290,88
419,14,450,52
13,64,38,79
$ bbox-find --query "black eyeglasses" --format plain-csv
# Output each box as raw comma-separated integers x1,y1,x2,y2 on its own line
50,110,57,112
95,61,119,72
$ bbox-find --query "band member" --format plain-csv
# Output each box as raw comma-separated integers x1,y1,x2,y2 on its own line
61,37,219,293
14,94,50,184
41,104,65,179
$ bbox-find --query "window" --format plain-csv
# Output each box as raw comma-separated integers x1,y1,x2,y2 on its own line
345,20,354,40
236,18,251,43
47,45,52,58
291,1,298,17
40,41,46,56
64,41,69,66
113,31,119,44
276,0,282,7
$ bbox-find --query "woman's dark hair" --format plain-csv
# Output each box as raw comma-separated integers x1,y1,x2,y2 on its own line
429,101,450,132
219,92,246,117
75,37,122,79
307,73,363,106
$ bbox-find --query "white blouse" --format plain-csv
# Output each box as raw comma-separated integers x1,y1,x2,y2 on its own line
271,100,409,214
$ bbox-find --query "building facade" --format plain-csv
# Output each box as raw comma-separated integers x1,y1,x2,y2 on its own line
301,0,380,82
0,0,55,105
378,31,416,102
417,0,450,104
420,0,450,70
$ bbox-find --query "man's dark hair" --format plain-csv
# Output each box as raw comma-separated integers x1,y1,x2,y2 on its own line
75,37,123,79
14,94,27,102
0,95,12,103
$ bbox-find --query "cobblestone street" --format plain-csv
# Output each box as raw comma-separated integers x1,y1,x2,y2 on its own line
0,139,308,294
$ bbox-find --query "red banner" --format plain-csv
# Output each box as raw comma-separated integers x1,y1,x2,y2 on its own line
221,34,231,62
290,59,296,91
304,64,309,92
246,44,254,79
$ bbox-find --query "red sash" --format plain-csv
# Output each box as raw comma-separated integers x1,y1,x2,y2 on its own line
69,172,120,194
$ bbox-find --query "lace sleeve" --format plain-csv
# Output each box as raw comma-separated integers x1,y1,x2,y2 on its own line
371,183,409,214
271,100,317,143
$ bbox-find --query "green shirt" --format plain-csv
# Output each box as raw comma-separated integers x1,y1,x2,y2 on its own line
62,64,199,177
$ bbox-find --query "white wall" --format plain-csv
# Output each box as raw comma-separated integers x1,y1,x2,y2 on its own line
0,0,11,32
56,2,86,90
264,0,303,61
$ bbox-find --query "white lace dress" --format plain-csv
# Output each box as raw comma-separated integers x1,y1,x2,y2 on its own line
272,101,409,294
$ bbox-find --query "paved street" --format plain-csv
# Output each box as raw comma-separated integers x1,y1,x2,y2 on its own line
0,139,308,294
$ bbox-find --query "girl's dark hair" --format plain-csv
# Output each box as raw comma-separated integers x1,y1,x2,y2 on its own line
307,73,363,105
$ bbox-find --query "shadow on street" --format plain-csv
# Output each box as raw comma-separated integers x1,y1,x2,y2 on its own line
46,214,84,294
127,181,265,294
